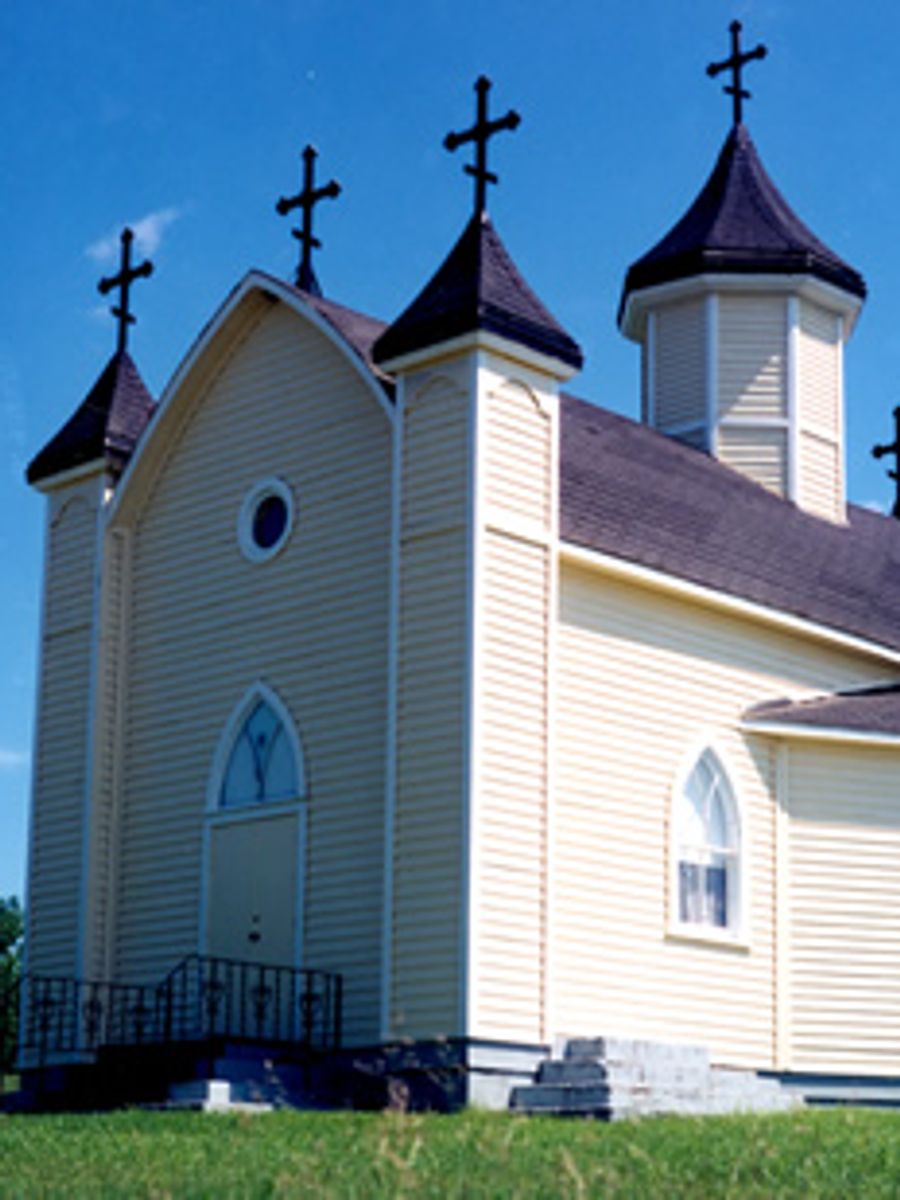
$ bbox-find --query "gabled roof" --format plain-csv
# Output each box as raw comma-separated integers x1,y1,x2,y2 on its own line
620,124,866,321
372,212,582,370
297,287,393,392
27,351,156,486
560,395,900,653
745,684,900,737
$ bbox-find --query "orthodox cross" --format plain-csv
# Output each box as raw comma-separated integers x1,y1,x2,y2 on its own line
444,75,521,216
873,406,900,519
276,145,341,295
706,20,768,126
97,228,154,355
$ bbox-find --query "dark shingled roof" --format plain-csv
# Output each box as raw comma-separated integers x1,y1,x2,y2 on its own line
372,212,582,370
560,395,900,653
297,287,393,392
745,685,900,736
620,124,866,321
27,351,156,486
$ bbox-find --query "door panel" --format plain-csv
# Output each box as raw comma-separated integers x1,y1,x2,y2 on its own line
207,813,299,966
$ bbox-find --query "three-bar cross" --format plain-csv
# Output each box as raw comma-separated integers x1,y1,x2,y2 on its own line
707,20,767,126
444,76,521,216
97,228,154,355
276,145,341,295
873,407,900,519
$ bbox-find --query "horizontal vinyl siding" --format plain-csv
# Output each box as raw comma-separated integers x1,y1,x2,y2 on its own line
485,381,551,526
717,424,787,496
28,491,98,977
653,299,706,431
117,304,390,1045
788,745,900,1073
718,295,786,420
553,565,889,1070
391,373,468,1039
474,527,548,1042
83,529,128,980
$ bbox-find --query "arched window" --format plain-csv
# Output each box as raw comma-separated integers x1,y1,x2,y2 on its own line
219,694,304,809
674,750,740,932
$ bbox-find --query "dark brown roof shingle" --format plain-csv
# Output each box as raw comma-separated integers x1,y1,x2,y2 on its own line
373,212,582,370
620,124,866,321
27,351,155,486
560,394,900,652
746,685,900,735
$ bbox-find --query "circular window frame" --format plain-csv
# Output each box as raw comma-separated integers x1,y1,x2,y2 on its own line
237,477,295,564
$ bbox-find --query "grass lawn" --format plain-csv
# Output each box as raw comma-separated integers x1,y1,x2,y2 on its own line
1,1107,899,1198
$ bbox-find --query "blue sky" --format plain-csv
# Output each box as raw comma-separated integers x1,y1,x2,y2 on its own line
1,0,898,899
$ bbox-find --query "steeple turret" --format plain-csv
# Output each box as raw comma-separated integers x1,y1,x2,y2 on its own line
619,24,865,523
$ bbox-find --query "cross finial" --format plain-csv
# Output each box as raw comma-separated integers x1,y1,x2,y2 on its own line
276,145,341,295
873,406,900,519
97,228,154,355
444,75,521,217
707,19,768,126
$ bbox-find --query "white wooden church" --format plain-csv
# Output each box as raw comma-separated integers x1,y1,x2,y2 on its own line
18,28,900,1109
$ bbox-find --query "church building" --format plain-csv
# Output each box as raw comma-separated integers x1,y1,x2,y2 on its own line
18,26,900,1109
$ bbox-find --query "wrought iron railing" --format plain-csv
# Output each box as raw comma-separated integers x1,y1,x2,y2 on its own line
5,954,341,1068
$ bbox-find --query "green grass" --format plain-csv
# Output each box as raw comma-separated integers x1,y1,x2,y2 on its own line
1,1107,900,1198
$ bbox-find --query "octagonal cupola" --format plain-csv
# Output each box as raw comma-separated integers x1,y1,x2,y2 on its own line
619,23,865,523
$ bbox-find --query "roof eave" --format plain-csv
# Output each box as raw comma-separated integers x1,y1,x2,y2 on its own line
619,271,864,341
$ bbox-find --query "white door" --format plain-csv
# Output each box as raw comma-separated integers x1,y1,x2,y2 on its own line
207,812,299,966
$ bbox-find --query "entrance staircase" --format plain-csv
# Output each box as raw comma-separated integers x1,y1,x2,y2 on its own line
510,1037,799,1119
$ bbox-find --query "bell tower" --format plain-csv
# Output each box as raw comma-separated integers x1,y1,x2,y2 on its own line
618,22,865,523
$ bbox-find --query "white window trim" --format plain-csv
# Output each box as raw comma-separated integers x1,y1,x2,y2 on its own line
237,476,295,564
667,739,749,949
206,681,308,813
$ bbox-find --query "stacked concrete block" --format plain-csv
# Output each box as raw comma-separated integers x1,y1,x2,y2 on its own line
509,1037,799,1119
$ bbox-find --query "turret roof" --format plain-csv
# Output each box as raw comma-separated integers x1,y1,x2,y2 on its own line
620,123,865,321
373,212,582,370
27,351,155,486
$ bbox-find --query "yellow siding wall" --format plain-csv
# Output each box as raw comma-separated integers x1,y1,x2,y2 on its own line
391,369,468,1039
83,528,130,980
28,479,102,977
113,302,391,1045
652,299,706,431
787,744,900,1073
554,563,889,1069
472,372,553,1043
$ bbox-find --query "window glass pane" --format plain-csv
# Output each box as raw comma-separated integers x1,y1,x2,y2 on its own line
707,791,728,850
677,751,738,930
706,864,728,927
220,698,300,808
265,726,299,800
222,735,258,807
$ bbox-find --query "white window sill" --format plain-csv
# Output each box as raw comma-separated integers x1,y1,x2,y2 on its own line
665,925,750,953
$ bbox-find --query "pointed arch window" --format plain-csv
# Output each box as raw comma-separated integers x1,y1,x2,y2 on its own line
674,750,740,932
220,697,304,809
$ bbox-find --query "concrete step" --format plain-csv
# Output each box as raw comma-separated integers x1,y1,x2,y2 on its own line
167,1079,273,1113
560,1037,710,1073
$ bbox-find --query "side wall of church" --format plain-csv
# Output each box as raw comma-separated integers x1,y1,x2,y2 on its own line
109,301,391,1045
553,563,891,1070
27,473,104,977
390,365,469,1040
468,360,556,1045
787,742,900,1074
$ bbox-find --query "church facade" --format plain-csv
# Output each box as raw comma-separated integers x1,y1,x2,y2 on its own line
21,60,900,1107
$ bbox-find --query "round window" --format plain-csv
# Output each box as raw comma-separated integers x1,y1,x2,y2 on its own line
238,478,294,563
